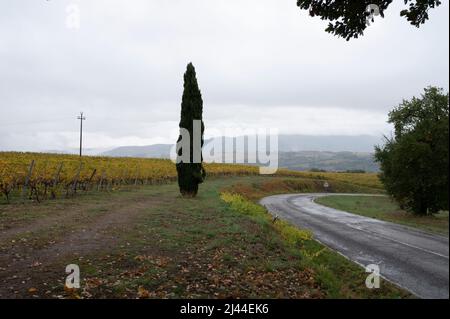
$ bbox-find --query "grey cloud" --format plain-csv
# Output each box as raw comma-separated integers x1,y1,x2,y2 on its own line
0,0,448,151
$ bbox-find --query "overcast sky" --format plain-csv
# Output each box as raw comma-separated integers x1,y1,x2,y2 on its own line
0,0,448,153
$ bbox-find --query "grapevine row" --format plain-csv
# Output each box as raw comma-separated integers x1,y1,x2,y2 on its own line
0,152,382,203
0,152,259,203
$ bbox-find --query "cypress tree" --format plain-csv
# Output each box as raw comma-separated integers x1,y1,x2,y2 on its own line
176,63,206,197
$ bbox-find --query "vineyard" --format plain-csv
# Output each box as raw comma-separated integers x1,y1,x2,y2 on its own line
0,152,383,203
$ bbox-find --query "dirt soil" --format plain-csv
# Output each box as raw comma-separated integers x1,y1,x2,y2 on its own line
0,179,324,299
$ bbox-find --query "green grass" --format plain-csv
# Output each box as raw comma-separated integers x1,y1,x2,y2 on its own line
220,185,411,299
0,176,411,299
315,195,449,236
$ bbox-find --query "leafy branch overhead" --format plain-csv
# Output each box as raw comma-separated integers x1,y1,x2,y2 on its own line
297,0,442,40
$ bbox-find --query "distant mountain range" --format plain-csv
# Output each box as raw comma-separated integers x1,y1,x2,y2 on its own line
99,135,382,172
277,135,383,152
101,144,172,158
279,151,378,172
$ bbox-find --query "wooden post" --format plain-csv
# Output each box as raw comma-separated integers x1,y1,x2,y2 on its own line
98,170,106,191
50,162,63,199
134,167,140,186
124,168,129,185
53,163,63,187
21,160,35,202
87,168,97,191
119,169,124,185
71,162,84,195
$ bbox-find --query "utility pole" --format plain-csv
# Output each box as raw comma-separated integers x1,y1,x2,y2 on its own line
77,112,86,157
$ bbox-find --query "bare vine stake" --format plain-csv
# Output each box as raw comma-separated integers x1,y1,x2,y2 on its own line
71,162,84,195
52,163,63,198
87,168,97,191
53,163,63,187
119,169,124,185
21,160,35,203
134,167,140,186
98,170,106,191
124,168,129,185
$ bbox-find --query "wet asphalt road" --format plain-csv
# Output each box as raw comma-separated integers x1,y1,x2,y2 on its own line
260,194,449,299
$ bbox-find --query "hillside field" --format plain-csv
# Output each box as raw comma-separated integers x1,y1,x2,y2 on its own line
0,152,382,204
0,175,409,299
0,152,411,299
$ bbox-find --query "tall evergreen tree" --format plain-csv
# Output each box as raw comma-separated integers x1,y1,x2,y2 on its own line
176,63,205,197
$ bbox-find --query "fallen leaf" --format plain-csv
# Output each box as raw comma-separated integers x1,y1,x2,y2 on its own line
137,286,151,299
28,287,37,293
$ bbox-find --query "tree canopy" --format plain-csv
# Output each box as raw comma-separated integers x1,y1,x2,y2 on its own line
297,0,442,40
375,87,449,215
